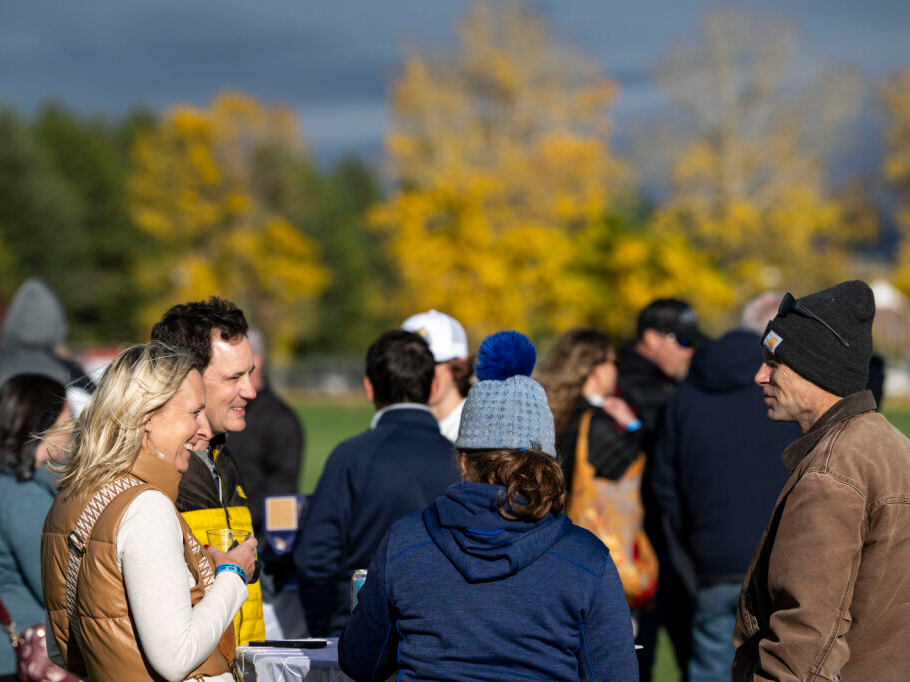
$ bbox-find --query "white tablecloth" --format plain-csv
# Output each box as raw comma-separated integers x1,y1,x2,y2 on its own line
238,639,355,682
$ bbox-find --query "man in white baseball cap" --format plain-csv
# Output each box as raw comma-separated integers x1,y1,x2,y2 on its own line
401,310,472,442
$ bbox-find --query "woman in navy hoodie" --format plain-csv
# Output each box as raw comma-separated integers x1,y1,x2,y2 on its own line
339,331,637,682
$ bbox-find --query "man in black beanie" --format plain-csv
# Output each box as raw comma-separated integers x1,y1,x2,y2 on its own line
732,280,910,681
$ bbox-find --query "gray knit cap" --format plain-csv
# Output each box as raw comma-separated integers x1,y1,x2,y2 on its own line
454,331,556,457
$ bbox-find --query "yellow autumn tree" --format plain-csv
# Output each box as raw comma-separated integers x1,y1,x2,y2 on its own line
882,68,910,294
648,7,869,307
372,2,641,340
130,92,328,356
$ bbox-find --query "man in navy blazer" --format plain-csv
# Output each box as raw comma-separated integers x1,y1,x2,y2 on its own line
294,330,460,636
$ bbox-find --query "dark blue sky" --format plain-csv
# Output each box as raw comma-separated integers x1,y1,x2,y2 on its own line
1,0,908,165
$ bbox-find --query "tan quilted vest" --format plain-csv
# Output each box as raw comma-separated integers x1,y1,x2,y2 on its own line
41,452,236,681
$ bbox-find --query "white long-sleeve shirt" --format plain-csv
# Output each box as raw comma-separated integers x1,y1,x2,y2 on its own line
48,490,247,682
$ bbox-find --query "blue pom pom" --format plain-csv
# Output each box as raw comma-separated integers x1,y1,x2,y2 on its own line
474,331,536,381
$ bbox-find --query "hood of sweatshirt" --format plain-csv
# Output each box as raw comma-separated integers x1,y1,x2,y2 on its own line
1,278,67,352
686,330,763,393
423,481,572,583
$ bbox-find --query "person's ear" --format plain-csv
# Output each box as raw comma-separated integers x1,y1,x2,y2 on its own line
363,376,375,404
459,454,468,477
641,328,662,350
428,373,441,404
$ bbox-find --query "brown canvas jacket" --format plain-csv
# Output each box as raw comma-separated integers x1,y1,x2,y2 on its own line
732,390,910,681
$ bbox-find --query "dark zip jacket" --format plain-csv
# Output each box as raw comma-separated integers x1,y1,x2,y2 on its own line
339,482,638,681
651,330,798,587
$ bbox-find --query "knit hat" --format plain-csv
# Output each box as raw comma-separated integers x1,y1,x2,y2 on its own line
761,280,874,397
454,331,556,457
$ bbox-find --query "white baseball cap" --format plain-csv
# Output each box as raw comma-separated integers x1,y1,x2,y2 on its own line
401,310,469,363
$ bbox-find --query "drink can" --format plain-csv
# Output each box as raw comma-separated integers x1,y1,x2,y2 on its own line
351,569,368,611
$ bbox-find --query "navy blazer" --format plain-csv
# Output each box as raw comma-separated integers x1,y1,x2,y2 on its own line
293,406,459,636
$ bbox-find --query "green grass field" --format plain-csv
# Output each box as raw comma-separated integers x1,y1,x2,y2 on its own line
292,400,910,681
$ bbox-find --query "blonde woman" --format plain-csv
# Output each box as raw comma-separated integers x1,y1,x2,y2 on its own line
41,343,257,682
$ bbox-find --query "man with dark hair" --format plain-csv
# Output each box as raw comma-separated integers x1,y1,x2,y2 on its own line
150,296,264,644
733,281,910,681
293,330,460,636
617,297,702,681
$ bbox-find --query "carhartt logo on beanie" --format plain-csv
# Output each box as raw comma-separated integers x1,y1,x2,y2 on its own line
761,280,875,396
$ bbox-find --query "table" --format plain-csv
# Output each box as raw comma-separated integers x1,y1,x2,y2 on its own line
238,638,356,682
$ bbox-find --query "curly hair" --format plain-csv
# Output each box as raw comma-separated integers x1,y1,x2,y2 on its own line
461,448,565,521
536,327,613,440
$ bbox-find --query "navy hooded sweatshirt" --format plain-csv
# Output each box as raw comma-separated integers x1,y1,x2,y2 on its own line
651,330,799,588
338,482,637,681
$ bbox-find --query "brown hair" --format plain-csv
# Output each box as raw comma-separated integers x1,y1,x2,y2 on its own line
448,356,473,398
461,449,565,521
536,327,613,438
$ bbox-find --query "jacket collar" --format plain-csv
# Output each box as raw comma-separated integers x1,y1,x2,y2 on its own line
370,403,433,430
130,450,182,503
780,390,876,472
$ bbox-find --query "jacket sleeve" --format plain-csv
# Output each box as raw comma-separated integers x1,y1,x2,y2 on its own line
577,554,639,681
586,409,642,481
753,471,865,681
293,446,353,634
338,533,397,682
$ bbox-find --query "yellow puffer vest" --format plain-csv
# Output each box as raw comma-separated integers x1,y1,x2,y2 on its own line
177,441,265,645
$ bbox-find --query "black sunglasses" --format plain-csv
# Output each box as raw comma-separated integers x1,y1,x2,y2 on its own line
664,332,694,349
778,292,849,348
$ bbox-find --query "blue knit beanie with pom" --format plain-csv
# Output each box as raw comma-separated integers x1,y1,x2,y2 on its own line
454,330,556,457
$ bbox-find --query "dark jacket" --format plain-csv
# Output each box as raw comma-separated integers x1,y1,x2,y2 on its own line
733,391,910,682
176,435,249,515
560,398,642,491
0,467,56,675
293,406,459,637
616,344,676,459
651,331,798,588
227,382,304,535
339,482,638,682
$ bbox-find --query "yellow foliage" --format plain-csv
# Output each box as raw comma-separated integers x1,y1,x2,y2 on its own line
650,7,869,310
129,91,327,353
374,2,655,339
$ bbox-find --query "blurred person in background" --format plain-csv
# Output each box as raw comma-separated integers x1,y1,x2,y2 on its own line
42,342,256,682
650,293,798,682
151,297,264,644
538,328,656,624
0,370,70,680
617,297,702,681
538,327,643,498
294,330,460,637
228,328,304,537
0,278,95,417
401,310,472,442
227,327,305,639
339,331,637,681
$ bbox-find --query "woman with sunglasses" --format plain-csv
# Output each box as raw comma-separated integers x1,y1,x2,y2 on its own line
538,328,657,622
537,328,643,494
